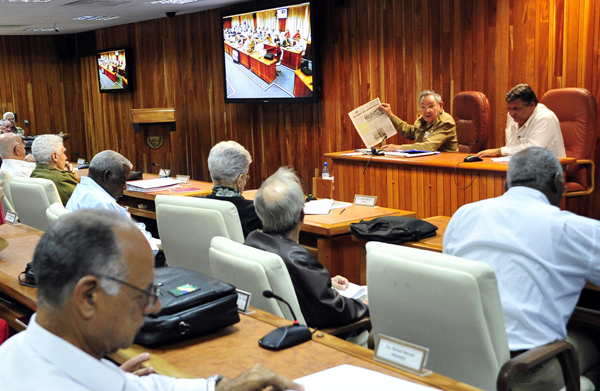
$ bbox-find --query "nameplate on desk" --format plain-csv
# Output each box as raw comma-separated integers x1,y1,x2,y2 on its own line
77,158,86,165
236,289,254,314
353,195,377,207
176,175,190,184
373,334,431,376
5,211,19,225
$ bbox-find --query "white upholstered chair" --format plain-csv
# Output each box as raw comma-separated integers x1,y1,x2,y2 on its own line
10,177,62,231
209,236,306,324
0,170,16,214
46,202,69,225
155,195,244,276
366,242,580,391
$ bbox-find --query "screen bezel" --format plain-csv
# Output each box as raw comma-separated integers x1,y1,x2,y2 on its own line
96,47,133,94
221,0,319,104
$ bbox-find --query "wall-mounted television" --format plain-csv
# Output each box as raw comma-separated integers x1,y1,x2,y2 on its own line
97,48,132,93
221,0,319,104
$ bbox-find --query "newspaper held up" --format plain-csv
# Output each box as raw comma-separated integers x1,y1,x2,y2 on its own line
348,97,397,149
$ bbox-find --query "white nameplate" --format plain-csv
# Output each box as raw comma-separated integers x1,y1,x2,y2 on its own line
353,194,377,207
236,289,254,314
176,174,190,184
5,211,19,225
158,168,171,178
77,158,86,165
373,334,431,376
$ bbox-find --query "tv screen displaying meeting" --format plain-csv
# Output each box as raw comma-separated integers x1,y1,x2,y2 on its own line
97,48,132,93
221,1,318,103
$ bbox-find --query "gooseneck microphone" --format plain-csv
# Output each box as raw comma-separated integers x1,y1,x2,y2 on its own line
259,290,312,351
463,139,482,162
151,162,170,177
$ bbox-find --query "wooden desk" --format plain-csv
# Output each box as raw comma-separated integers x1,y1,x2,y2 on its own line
326,151,575,219
0,223,479,391
282,47,303,69
402,215,449,253
249,52,277,84
119,174,213,220
116,308,478,391
293,69,313,98
243,190,416,284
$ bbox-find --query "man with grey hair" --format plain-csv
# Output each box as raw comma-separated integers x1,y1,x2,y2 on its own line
0,119,11,133
67,150,159,254
2,111,25,136
444,147,600,390
477,84,565,158
379,89,458,152
30,134,78,205
205,141,262,238
245,167,369,329
0,210,303,391
0,132,35,178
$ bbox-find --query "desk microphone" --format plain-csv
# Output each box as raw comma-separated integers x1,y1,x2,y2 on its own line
259,290,312,351
463,139,482,162
151,162,170,177
370,134,388,156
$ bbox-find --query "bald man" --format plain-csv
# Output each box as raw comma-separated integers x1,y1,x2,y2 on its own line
0,133,35,178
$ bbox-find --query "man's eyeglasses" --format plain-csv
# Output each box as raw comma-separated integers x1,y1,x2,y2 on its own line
99,275,161,309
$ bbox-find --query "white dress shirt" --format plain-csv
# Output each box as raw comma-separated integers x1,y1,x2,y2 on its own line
501,103,566,157
443,187,600,350
66,176,159,253
0,314,207,391
0,158,35,178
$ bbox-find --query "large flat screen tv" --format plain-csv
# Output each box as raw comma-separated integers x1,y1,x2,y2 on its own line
97,48,132,93
222,0,319,103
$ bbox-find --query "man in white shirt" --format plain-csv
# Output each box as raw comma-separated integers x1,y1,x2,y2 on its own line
0,210,302,391
444,147,600,390
0,132,35,178
477,84,566,158
66,149,159,255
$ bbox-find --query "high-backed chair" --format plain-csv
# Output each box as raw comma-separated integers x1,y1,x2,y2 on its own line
155,195,244,276
209,236,306,324
210,236,370,338
0,170,15,214
452,91,490,153
541,88,597,196
46,202,69,225
366,242,580,391
10,177,61,231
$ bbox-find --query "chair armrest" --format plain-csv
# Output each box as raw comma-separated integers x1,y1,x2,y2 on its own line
566,159,595,197
321,317,371,338
497,340,579,391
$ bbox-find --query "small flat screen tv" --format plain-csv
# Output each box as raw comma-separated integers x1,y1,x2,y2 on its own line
97,48,132,93
222,0,319,103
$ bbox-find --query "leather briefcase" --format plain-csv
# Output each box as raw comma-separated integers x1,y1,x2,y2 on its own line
135,266,240,346
350,216,438,244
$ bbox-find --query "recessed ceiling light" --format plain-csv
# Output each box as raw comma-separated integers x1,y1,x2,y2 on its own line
22,28,56,31
73,16,120,21
151,0,199,4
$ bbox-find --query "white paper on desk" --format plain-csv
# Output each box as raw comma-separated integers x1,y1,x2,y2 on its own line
491,156,511,162
340,152,363,156
336,283,366,300
126,178,181,192
304,199,334,215
330,201,353,210
294,364,435,390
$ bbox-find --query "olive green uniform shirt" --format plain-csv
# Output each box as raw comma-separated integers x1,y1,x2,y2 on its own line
391,109,458,152
30,164,78,205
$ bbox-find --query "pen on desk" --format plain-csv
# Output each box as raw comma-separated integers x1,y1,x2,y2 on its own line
339,208,346,215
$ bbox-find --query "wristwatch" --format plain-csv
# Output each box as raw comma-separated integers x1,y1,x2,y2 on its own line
207,374,223,391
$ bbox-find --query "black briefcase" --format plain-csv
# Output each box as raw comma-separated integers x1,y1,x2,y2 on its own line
135,266,240,346
350,216,438,244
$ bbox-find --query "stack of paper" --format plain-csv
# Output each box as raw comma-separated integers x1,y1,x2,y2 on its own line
126,178,181,192
336,282,366,300
304,199,335,215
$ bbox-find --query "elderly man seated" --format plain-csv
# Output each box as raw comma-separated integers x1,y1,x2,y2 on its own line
205,141,262,238
30,134,78,205
66,150,159,254
444,147,600,390
2,112,25,136
0,133,35,178
0,210,303,391
245,167,369,329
